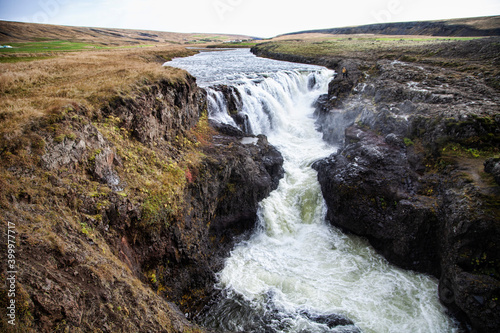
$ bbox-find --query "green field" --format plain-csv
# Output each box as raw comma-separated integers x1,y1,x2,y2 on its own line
0,40,157,62
0,56,55,63
0,40,106,53
0,40,158,53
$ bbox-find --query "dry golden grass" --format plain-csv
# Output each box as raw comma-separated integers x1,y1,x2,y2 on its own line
0,45,196,141
0,41,216,240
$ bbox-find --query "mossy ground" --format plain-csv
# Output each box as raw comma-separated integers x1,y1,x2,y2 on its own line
0,40,110,54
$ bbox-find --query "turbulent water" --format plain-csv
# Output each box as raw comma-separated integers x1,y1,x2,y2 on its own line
164,49,459,333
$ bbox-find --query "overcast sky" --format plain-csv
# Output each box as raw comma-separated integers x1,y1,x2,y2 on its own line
1,0,499,38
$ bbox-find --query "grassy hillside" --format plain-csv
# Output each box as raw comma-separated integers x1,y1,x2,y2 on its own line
284,15,500,37
265,34,482,57
0,45,197,139
0,20,250,46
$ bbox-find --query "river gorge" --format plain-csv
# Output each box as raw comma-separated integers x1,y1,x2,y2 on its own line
165,49,460,332
2,38,498,333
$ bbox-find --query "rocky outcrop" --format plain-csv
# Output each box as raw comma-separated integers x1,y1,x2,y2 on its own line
209,85,255,133
103,76,203,146
129,131,284,317
313,122,500,331
312,63,500,331
201,291,360,333
313,125,442,275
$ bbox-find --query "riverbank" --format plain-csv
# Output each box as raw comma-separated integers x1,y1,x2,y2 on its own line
252,36,500,331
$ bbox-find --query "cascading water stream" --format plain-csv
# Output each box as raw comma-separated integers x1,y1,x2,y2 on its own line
165,49,459,333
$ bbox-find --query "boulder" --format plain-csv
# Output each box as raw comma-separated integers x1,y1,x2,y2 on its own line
313,125,441,275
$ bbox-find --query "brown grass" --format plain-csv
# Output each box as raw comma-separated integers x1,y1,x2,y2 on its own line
0,45,196,141
0,43,202,234
444,15,500,30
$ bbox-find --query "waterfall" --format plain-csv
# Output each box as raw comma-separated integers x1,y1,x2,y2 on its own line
206,89,238,126
206,70,331,137
164,49,459,333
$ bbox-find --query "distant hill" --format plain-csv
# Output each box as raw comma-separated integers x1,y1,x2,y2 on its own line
0,20,251,45
283,15,500,37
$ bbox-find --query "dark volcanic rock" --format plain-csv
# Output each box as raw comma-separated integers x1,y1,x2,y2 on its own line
210,84,253,133
121,127,284,316
211,84,242,115
438,178,500,332
313,125,441,275
199,290,360,333
190,132,284,257
103,75,203,146
208,118,245,137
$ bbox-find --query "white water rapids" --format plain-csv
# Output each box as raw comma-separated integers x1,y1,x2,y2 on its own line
165,49,459,332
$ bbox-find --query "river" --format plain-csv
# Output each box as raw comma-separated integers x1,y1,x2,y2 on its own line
164,49,459,333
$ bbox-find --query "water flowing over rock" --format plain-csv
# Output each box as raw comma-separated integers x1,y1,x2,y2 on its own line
313,125,442,276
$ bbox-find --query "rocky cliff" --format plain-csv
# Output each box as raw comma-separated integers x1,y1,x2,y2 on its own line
0,72,283,332
254,38,500,332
